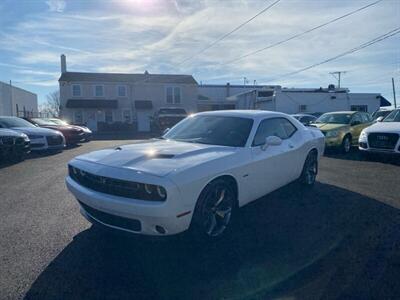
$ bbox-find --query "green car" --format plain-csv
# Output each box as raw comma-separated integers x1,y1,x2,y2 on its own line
314,111,373,153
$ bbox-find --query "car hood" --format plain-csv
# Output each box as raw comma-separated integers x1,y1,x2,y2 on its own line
41,125,81,132
11,127,61,136
314,123,348,131
364,122,400,134
74,139,237,177
0,128,26,137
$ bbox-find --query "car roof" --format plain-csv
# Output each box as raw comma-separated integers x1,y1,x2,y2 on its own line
292,114,316,117
195,110,288,120
322,111,358,115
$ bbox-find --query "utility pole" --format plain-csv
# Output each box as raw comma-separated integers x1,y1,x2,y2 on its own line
329,71,347,88
243,77,248,86
392,77,397,108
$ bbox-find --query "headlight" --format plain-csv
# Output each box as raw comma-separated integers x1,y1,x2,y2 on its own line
359,131,367,140
21,133,30,141
28,134,43,139
325,130,339,137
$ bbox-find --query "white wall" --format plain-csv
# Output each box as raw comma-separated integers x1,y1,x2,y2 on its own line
0,81,38,116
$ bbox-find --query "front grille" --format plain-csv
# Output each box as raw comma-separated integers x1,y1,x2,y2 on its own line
1,137,14,145
79,200,141,232
46,135,63,145
368,133,399,150
69,166,161,200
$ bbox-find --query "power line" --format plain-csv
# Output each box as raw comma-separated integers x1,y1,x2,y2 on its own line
220,0,384,66
177,0,281,65
265,27,400,82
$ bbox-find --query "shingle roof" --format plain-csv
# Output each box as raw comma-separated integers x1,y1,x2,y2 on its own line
59,72,197,84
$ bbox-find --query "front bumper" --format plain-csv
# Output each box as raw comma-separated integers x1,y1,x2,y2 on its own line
359,134,400,155
30,135,65,151
323,135,343,148
66,175,192,236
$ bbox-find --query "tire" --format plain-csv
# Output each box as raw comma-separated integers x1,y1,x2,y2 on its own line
299,151,318,187
341,135,351,153
190,179,237,240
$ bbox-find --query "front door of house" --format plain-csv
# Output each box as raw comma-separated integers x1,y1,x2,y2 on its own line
86,111,97,132
137,110,152,132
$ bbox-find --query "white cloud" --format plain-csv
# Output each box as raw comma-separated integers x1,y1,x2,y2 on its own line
46,0,66,13
1,0,398,98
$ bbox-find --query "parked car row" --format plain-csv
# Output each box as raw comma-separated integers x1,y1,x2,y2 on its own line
298,109,399,157
0,116,92,163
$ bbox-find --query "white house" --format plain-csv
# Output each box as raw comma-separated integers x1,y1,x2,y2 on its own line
0,81,38,117
199,83,390,114
59,55,198,132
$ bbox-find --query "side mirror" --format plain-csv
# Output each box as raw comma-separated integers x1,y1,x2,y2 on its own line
163,128,170,135
261,136,282,150
376,116,384,122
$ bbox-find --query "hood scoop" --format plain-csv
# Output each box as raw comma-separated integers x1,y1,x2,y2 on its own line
150,153,175,159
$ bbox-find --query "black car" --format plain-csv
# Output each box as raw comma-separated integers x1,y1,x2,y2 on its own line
0,129,30,162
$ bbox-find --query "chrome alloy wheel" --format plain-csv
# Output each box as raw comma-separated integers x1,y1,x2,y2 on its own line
201,185,234,237
305,154,318,185
343,136,351,153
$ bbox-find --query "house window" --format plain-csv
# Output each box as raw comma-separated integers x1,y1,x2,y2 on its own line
94,85,104,97
299,105,307,112
72,85,81,97
105,110,113,123
174,87,181,104
118,86,127,97
166,87,181,104
74,110,83,124
123,110,131,123
351,105,368,112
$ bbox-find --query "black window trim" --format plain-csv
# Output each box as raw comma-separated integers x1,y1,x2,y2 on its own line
251,117,298,147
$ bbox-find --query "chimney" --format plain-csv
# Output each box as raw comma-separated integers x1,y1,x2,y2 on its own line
61,54,67,73
226,82,230,97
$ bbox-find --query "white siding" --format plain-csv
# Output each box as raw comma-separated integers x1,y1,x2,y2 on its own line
0,81,38,116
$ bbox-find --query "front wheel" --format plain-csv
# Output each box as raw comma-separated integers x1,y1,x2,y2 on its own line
299,151,318,187
341,135,351,153
190,179,236,239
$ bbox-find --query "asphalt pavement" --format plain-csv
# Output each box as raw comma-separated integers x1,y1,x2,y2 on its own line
0,141,399,300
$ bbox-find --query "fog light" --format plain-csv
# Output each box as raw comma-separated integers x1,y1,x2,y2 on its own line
155,225,166,234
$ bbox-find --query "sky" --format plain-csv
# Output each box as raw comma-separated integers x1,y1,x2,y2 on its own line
0,0,399,106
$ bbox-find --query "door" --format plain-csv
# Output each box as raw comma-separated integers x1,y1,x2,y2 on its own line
86,111,97,132
349,113,365,144
247,117,301,202
137,110,152,132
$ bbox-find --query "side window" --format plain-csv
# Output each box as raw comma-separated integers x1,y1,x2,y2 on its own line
252,118,297,146
351,113,362,125
360,113,369,123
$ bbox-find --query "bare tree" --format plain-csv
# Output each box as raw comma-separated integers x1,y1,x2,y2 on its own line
40,90,60,117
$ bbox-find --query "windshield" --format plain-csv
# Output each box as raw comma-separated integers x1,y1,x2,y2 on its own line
383,110,400,122
163,115,253,147
372,110,392,119
32,118,57,126
0,117,36,128
48,119,69,125
316,113,352,124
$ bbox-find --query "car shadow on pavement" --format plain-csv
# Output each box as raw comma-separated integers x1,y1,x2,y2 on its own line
24,182,400,300
324,148,400,166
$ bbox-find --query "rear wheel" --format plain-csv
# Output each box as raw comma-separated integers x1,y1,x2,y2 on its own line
299,151,318,187
190,179,236,239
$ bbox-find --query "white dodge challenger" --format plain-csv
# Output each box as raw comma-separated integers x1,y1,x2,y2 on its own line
66,110,325,238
